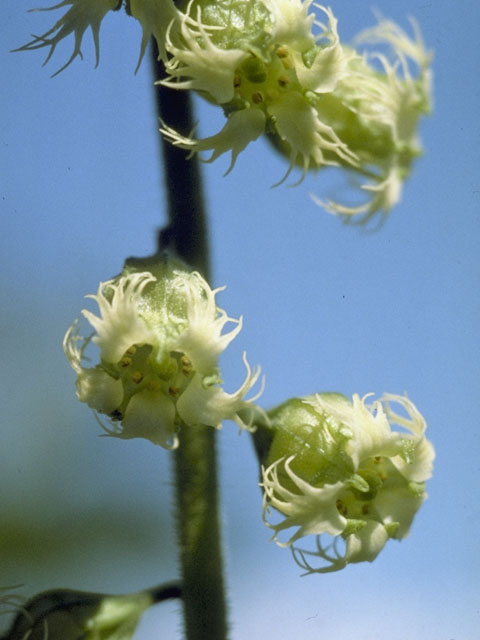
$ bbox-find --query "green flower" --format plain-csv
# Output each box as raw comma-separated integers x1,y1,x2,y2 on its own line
63,257,262,448
261,392,434,572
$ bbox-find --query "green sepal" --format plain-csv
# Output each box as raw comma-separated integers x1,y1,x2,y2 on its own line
263,394,354,489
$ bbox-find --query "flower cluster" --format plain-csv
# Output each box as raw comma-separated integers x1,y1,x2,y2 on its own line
261,392,434,571
21,1,435,575
63,257,262,449
17,1,431,223
160,0,432,223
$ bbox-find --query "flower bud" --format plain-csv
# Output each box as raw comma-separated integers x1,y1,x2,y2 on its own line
261,392,434,572
63,255,262,449
2,583,180,639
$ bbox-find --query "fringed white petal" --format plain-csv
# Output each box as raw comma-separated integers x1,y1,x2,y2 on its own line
292,5,356,93
121,389,178,449
171,271,243,375
82,272,157,364
260,0,315,49
262,456,346,546
355,14,431,75
63,319,86,375
382,393,435,483
161,4,248,103
14,0,119,76
292,535,348,573
382,393,426,437
129,0,178,69
352,16,432,143
304,392,400,467
63,320,124,413
176,354,263,431
315,165,403,224
268,91,357,184
160,108,266,173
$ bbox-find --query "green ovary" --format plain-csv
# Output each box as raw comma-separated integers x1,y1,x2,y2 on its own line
231,47,300,116
336,455,410,533
101,344,192,420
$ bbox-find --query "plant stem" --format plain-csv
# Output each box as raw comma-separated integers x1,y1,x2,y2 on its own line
150,49,210,279
150,41,229,640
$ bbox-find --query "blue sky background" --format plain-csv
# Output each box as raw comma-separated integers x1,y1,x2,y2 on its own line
1,1,479,638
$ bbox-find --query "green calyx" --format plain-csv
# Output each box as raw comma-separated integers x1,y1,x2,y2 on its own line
192,0,272,54
122,253,191,330
265,394,355,489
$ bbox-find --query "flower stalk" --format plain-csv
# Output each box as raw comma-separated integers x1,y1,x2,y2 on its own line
150,38,229,640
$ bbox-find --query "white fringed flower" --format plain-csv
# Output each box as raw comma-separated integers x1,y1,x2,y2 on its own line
261,392,434,572
19,2,431,222
158,1,431,224
63,262,262,449
314,15,432,223
160,2,355,178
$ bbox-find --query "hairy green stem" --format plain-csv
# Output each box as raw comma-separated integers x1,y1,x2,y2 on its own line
150,41,229,640
173,423,229,640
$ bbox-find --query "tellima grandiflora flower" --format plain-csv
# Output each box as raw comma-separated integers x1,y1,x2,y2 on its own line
63,257,262,449
18,1,431,223
160,0,432,224
261,392,434,572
